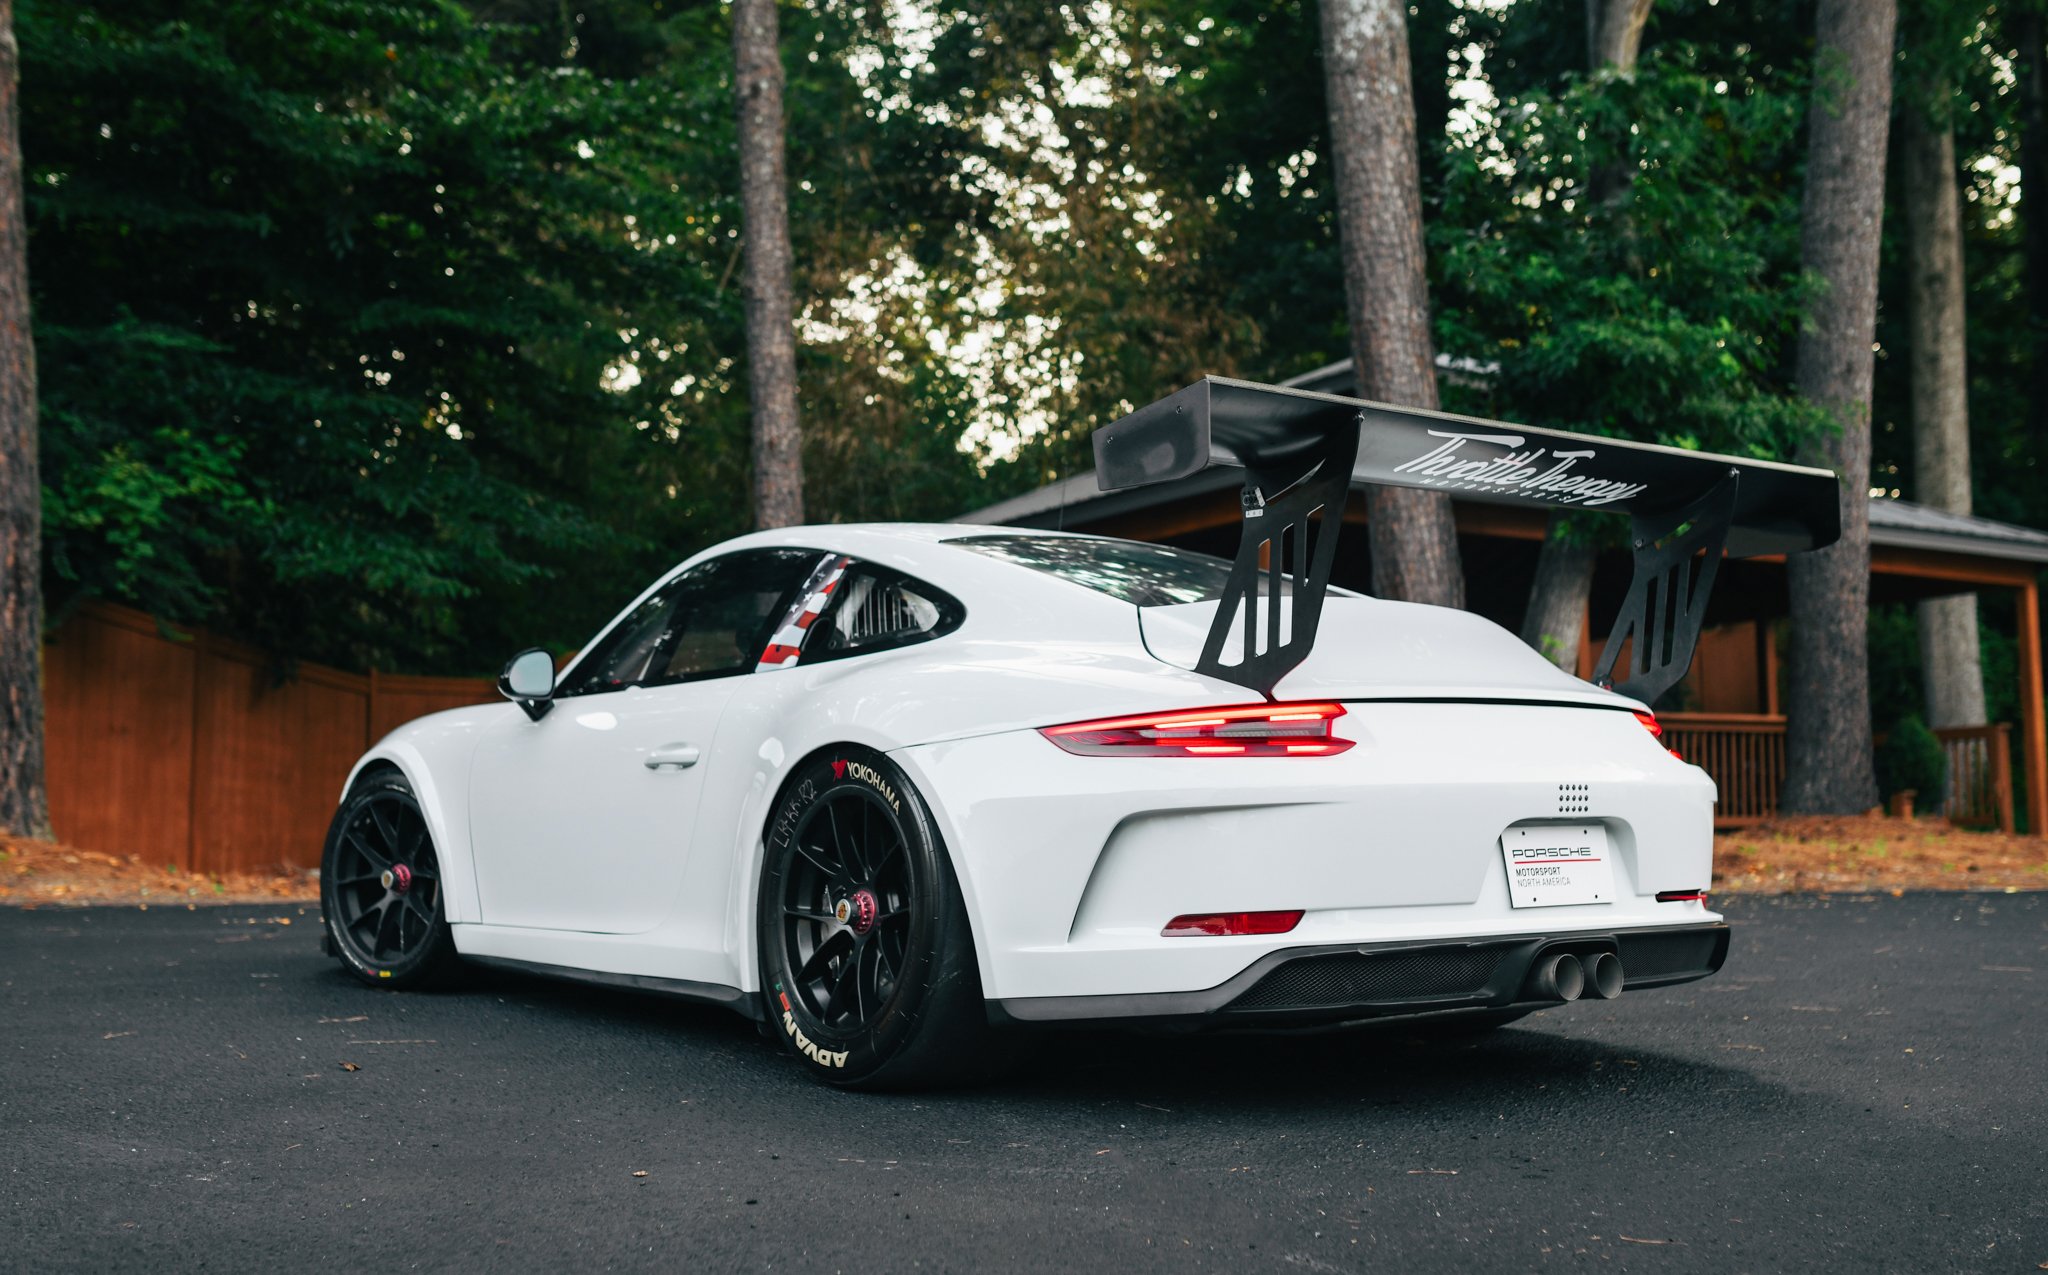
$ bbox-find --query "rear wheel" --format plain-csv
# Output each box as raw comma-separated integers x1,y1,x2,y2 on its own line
757,747,994,1088
321,770,457,989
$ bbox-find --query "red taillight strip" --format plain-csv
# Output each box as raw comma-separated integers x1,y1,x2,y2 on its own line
1635,710,1685,760
1039,702,1354,757
1656,889,1708,903
1045,702,1344,735
1161,909,1304,937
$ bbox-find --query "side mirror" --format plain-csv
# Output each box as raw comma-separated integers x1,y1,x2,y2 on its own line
498,648,557,721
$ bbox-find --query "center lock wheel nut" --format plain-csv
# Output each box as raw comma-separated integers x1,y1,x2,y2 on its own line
834,889,879,935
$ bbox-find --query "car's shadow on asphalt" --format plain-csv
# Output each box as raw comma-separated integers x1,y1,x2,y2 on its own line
342,960,1785,1122
993,1020,1774,1118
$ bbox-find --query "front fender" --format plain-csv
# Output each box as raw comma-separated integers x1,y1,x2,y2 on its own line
338,704,501,926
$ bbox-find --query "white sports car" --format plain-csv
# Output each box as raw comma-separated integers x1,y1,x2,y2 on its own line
320,377,1838,1087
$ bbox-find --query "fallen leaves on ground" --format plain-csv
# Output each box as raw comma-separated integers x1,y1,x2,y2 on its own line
0,835,316,905
6,813,2045,907
1716,815,2048,893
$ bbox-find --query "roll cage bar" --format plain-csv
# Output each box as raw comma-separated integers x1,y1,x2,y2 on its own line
1091,376,1841,702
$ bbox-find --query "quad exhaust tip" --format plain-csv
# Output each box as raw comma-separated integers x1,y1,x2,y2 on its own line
1533,952,1586,1002
1587,951,1625,1000
1531,950,1626,1003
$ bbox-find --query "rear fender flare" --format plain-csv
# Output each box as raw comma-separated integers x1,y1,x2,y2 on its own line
730,739,994,999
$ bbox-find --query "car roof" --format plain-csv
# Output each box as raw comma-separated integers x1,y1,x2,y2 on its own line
748,522,1104,546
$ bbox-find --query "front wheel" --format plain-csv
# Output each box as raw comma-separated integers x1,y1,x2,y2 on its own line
757,747,995,1088
321,769,458,989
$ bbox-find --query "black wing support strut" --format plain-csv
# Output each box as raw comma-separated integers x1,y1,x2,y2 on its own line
1195,421,1359,697
1590,469,1741,707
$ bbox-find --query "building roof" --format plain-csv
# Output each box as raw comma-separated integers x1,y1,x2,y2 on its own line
1867,498,2048,563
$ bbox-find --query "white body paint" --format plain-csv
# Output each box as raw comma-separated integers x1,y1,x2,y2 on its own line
338,523,1719,1016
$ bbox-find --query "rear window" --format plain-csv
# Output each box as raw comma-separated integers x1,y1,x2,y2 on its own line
948,533,1356,607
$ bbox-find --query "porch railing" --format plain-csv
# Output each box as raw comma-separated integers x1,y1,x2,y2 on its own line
1660,714,1786,827
1658,713,2015,834
1937,723,2016,834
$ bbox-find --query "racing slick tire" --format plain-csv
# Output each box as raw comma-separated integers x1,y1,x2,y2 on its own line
320,768,459,990
757,746,997,1089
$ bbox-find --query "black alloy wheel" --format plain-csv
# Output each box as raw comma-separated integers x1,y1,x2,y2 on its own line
758,747,996,1088
779,785,914,1033
321,770,457,988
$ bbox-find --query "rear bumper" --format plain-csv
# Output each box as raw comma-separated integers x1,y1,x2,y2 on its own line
895,706,1718,1004
990,921,1729,1027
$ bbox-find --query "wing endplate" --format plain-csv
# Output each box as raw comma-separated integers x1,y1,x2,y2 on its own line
1590,470,1740,706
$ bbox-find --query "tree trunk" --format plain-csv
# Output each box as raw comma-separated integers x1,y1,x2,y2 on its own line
1519,516,1595,671
0,0,47,839
1522,0,1654,673
1586,0,1653,73
1782,0,1895,815
1898,89,1987,730
730,0,805,529
1318,0,1463,609
2019,10,2048,446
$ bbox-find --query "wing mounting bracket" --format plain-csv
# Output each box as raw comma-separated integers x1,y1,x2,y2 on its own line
1196,418,1359,698
1590,469,1741,707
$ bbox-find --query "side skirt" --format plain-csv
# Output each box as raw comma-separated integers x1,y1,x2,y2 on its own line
463,954,762,1021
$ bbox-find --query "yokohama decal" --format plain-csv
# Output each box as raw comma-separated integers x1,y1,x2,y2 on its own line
834,760,900,813
756,555,851,671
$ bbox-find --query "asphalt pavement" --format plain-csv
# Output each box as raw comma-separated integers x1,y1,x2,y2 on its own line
2,893,2043,1272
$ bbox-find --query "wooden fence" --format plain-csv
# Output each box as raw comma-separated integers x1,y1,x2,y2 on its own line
1663,712,2017,833
44,602,494,874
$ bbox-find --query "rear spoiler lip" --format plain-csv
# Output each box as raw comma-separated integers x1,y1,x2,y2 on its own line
1093,375,1841,557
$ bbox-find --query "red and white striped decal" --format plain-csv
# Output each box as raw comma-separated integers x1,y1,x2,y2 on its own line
756,555,851,671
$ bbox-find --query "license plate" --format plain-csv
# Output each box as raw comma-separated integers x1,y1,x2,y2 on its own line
1500,825,1614,908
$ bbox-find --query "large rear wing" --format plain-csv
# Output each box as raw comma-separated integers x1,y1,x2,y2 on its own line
1092,376,1841,701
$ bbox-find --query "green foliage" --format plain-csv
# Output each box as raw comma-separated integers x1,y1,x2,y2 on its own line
25,0,771,669
1871,0,2047,535
1865,603,1926,724
1877,712,1947,804
21,0,2043,692
1431,45,1827,463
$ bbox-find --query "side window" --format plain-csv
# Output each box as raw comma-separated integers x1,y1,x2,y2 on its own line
558,548,824,697
801,566,963,665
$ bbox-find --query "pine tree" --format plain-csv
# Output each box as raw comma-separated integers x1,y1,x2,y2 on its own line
731,0,806,529
1783,0,1896,813
1319,0,1463,607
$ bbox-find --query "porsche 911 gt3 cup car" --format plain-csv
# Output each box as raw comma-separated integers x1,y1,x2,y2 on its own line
319,377,1839,1087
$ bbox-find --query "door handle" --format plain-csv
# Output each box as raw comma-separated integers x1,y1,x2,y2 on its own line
644,743,702,770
